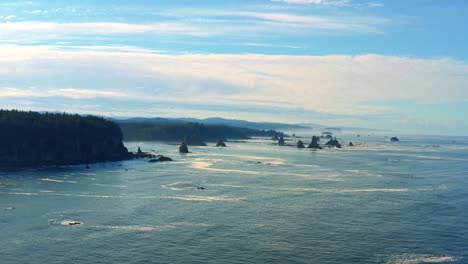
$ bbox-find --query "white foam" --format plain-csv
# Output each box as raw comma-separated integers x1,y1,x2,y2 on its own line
289,188,429,193
92,225,161,232
387,254,458,264
191,159,262,175
54,219,83,226
162,195,242,202
40,178,77,184
161,182,195,191
203,153,286,165
91,183,127,188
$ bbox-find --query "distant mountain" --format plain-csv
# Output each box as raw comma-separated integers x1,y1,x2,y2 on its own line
114,117,308,130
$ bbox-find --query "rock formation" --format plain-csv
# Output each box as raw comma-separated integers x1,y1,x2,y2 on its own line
179,142,189,153
216,141,227,147
148,155,173,162
297,140,305,148
308,136,322,149
278,136,285,146
391,137,400,142
325,138,342,148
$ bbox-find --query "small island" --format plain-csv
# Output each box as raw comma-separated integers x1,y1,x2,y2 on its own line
0,110,137,168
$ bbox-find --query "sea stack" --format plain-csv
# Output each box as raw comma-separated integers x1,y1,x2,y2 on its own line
308,136,322,149
297,140,305,148
278,136,285,146
325,138,342,148
216,141,227,147
179,142,189,153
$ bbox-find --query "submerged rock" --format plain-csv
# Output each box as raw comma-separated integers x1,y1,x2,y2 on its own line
297,140,305,148
308,136,322,149
278,136,285,146
179,142,189,153
148,155,173,162
325,134,333,139
391,137,400,142
197,186,205,190
325,138,342,148
216,141,227,147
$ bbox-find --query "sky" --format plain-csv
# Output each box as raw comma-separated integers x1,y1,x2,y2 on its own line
1,0,468,135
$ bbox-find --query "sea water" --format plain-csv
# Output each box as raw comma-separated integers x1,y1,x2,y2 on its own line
1,134,468,264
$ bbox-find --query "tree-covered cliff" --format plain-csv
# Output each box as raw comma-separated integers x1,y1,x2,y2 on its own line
0,110,131,168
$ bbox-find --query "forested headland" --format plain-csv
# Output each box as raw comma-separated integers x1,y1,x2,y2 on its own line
0,110,131,168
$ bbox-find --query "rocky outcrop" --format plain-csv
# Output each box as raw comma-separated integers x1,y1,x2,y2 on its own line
349,142,354,147
216,141,227,147
278,136,285,146
325,138,342,148
325,134,333,139
308,136,322,149
391,137,399,142
179,142,189,153
297,140,305,148
148,155,173,162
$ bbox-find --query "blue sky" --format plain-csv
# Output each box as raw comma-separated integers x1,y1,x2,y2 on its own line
1,0,468,135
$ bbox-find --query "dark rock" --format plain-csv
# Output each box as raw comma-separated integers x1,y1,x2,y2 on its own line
148,155,173,162
325,134,333,139
349,142,354,147
325,138,342,148
297,140,305,148
391,137,399,142
357,134,360,137
308,136,322,149
67,221,82,226
216,141,227,147
85,165,90,169
197,186,205,190
132,150,156,159
179,142,189,153
278,136,285,146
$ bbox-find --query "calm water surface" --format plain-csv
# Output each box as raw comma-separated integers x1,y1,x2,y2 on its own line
1,134,468,263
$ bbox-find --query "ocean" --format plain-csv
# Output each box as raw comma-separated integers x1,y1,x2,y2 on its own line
1,133,468,264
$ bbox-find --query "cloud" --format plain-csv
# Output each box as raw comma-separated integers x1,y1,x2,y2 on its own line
0,21,210,36
271,0,351,6
0,15,16,20
0,44,467,131
0,87,125,99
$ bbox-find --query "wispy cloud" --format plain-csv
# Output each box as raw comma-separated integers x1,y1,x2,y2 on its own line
272,0,351,6
0,21,208,36
0,87,125,99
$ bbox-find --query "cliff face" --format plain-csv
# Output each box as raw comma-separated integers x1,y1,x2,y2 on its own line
0,110,131,168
